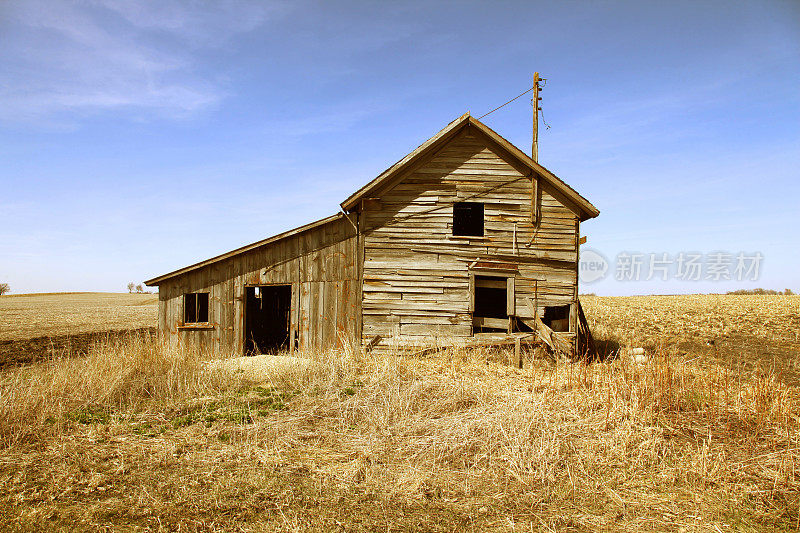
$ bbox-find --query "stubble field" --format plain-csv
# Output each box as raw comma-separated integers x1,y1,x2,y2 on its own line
582,294,800,384
0,293,157,342
0,293,797,531
0,293,157,368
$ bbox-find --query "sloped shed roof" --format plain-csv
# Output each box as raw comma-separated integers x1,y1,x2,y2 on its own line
144,213,345,286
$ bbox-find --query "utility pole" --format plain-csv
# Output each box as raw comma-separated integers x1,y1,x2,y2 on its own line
532,72,541,161
531,73,543,227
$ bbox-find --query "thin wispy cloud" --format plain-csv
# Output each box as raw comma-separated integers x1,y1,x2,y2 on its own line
543,58,799,165
271,100,396,137
0,1,797,294
97,0,276,44
547,93,723,161
0,0,284,124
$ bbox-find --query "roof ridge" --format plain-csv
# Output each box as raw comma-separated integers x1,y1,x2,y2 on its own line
341,113,599,220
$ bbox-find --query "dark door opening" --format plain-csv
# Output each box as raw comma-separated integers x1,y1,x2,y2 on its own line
474,275,508,333
245,285,291,355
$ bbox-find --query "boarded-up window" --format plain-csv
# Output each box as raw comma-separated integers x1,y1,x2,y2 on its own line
184,293,209,324
453,202,484,236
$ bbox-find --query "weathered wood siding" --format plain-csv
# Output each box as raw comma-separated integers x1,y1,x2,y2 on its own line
360,127,579,349
157,217,360,354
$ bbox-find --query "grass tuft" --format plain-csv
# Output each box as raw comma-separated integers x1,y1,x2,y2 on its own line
0,296,798,530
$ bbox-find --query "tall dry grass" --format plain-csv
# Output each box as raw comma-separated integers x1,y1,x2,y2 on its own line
1,333,797,529
0,333,231,445
0,333,362,447
277,346,798,529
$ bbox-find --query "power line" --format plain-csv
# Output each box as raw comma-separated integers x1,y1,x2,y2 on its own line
478,86,534,119
532,76,550,130
539,105,552,130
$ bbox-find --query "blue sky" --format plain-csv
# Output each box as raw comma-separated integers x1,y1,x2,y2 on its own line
1,0,798,295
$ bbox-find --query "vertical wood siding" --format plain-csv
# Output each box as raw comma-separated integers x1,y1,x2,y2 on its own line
157,217,359,354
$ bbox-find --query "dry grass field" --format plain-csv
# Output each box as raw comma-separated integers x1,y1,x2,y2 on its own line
0,292,157,342
0,293,158,368
582,294,800,385
0,294,798,531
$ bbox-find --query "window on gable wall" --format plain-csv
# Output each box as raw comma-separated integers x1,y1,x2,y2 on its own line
184,293,209,324
452,202,484,237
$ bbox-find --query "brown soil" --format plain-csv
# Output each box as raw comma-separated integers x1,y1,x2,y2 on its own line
0,327,156,369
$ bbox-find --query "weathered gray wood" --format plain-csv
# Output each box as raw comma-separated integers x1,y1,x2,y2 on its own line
150,115,594,358
359,128,582,350
153,216,358,355
507,277,516,316
472,317,509,329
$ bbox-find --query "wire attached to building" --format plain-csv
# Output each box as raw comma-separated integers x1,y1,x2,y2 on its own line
478,86,535,119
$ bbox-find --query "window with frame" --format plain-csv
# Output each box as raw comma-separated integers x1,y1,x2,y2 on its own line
184,293,209,324
473,275,508,319
452,202,484,237
543,304,570,332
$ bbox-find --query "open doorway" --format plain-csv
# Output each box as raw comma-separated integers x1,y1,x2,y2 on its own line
473,275,509,333
245,285,291,355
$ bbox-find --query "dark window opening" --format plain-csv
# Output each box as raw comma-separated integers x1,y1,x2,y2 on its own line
514,318,533,332
543,304,571,332
453,202,484,237
184,293,209,323
474,276,507,332
245,285,292,355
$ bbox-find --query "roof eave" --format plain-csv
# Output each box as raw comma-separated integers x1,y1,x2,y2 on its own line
144,213,344,286
340,114,599,221
340,112,472,212
465,116,600,221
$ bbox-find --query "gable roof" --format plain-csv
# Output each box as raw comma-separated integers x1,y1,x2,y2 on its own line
144,213,344,286
340,112,600,221
146,113,599,286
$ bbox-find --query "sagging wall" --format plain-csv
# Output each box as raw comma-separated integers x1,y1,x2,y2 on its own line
157,216,360,354
360,127,579,350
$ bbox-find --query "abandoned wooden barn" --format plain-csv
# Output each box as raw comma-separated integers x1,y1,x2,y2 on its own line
145,112,599,355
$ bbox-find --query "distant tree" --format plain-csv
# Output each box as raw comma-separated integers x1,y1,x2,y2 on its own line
786,289,795,296
127,282,135,294
0,283,9,296
727,288,785,295
135,284,144,294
